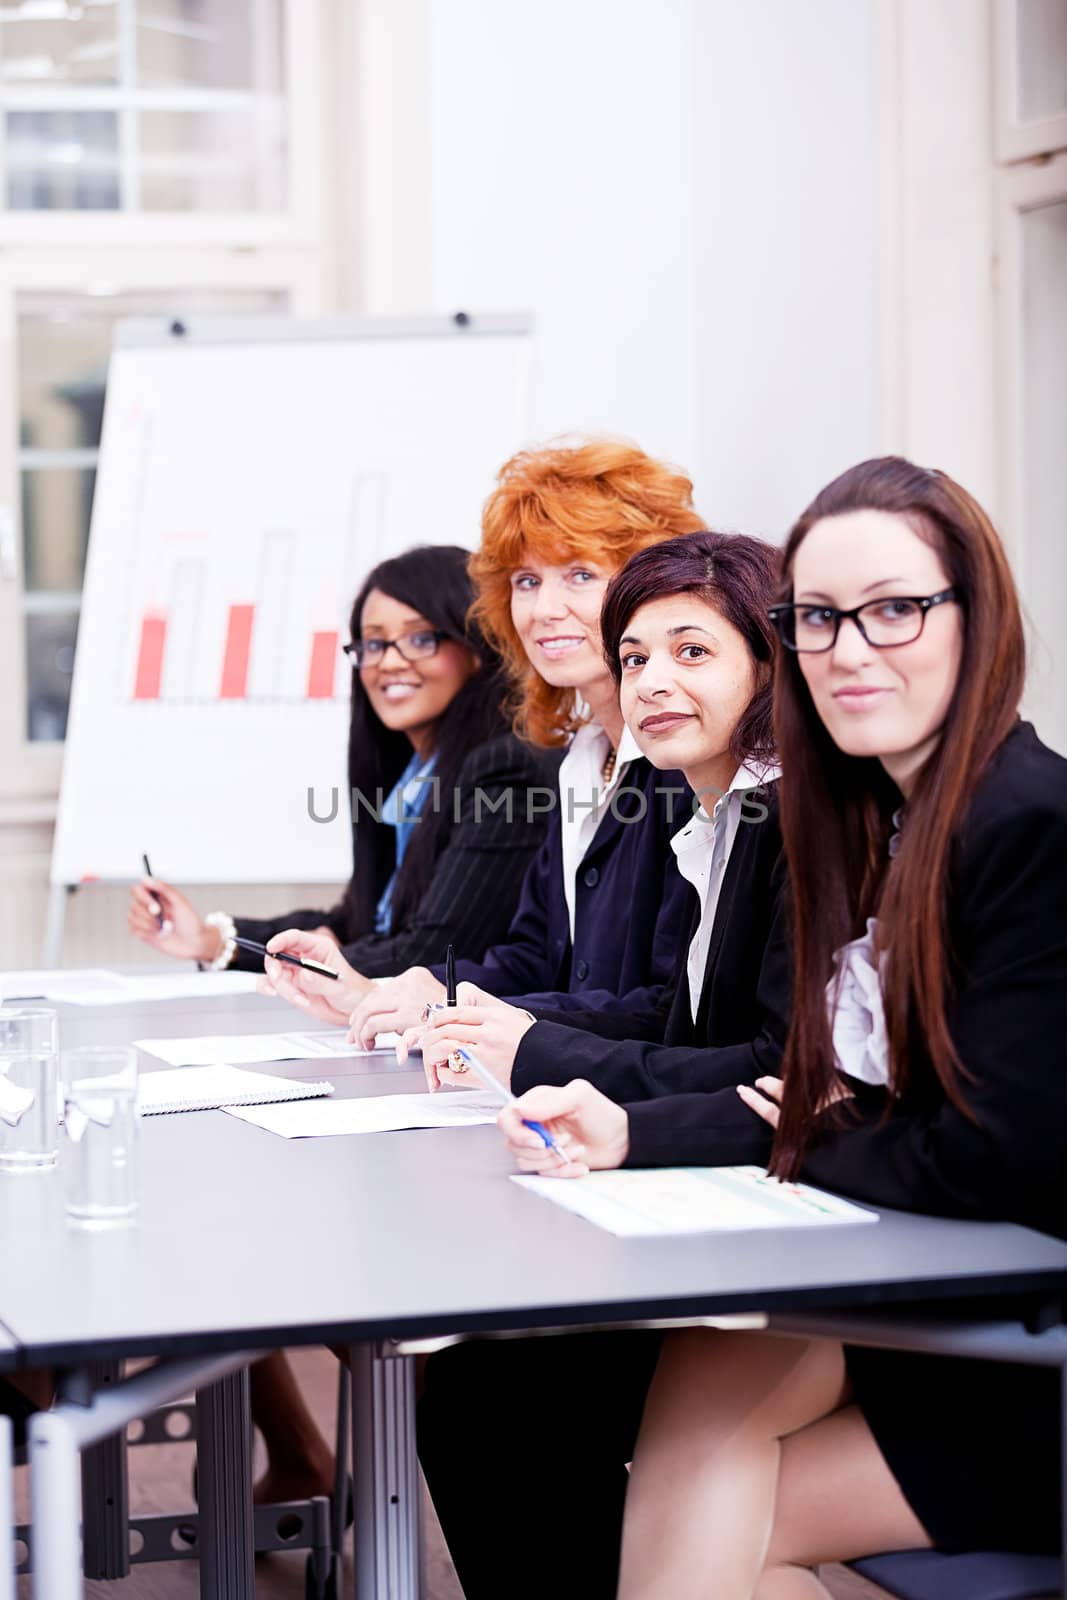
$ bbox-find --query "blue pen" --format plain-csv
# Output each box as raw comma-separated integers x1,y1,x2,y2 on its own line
454,1048,573,1168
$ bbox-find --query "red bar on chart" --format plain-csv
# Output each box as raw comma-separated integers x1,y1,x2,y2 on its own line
133,613,167,700
307,631,338,699
220,605,255,699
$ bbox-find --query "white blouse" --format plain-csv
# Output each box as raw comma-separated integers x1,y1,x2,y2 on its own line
827,918,891,1087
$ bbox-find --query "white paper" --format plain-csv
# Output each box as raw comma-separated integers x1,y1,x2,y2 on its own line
222,1090,501,1138
511,1166,878,1237
0,968,132,1003
135,1029,400,1066
0,968,263,1006
74,971,263,1005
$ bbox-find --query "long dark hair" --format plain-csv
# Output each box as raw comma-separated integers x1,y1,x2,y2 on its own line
599,529,780,769
343,545,510,935
770,457,1026,1179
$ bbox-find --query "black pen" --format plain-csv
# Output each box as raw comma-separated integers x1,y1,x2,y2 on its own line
445,943,457,1005
234,936,340,980
142,853,165,930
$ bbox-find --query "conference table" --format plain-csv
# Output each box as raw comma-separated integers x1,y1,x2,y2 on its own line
1,983,1066,1600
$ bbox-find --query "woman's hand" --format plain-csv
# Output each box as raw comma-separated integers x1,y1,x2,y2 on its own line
346,967,446,1047
419,984,536,1091
258,929,368,1026
394,982,514,1063
128,878,217,962
736,1075,785,1128
736,1074,854,1129
498,1079,630,1178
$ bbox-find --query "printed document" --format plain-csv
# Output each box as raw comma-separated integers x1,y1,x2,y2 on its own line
511,1166,878,1236
136,1029,399,1066
222,1090,501,1138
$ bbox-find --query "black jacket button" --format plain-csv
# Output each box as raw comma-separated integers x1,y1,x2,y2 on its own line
583,866,600,888
575,959,590,981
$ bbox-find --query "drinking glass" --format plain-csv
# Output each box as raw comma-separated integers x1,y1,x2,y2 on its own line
0,1007,58,1171
60,1045,139,1224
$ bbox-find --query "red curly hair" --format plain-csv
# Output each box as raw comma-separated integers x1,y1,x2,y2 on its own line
470,438,705,746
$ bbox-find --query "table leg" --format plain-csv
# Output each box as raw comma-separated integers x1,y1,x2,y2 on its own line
80,1361,130,1579
195,1367,254,1600
0,1415,13,1600
349,1342,422,1600
28,1407,83,1600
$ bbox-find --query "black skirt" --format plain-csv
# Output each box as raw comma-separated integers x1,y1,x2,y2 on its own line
845,1345,1062,1555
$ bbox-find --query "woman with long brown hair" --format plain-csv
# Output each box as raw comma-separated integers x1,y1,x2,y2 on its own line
497,457,1067,1594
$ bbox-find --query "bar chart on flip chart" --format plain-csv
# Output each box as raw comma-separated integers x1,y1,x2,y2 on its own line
51,315,532,888
124,472,387,708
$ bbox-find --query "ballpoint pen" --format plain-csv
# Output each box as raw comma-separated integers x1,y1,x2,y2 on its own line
436,943,467,1069
234,935,340,980
142,853,165,930
455,1047,574,1168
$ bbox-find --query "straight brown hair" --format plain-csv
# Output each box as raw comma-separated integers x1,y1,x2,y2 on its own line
770,457,1026,1179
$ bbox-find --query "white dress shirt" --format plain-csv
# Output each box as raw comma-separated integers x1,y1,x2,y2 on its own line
828,918,890,1086
670,760,781,1022
557,721,644,941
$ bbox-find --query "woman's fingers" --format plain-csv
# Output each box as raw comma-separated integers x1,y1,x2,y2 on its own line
422,1022,486,1059
736,1083,780,1128
427,1004,482,1032
395,1025,427,1065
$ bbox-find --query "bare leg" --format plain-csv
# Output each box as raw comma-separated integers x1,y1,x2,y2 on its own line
755,1401,931,1597
618,1331,849,1600
249,1350,335,1503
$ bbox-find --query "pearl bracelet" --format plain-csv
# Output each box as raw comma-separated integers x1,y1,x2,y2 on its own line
200,910,237,971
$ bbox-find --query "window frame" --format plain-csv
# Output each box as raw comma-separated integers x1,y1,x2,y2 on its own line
0,250,324,804
0,0,324,243
993,0,1067,164
994,151,1067,746
0,0,336,808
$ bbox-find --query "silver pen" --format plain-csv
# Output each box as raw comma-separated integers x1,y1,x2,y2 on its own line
455,1047,572,1167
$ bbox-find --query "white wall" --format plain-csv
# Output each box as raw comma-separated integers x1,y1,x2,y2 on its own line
692,0,879,538
421,0,880,537
425,0,700,493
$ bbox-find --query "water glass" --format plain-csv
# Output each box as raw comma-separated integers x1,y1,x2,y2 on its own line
0,1007,58,1172
60,1045,139,1225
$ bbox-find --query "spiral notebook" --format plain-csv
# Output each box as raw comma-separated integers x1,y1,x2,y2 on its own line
137,1064,334,1117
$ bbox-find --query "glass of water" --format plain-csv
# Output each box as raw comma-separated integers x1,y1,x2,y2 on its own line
0,1007,58,1172
60,1045,139,1225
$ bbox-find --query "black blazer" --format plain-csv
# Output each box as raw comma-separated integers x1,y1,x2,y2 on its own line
626,722,1067,1241
509,782,788,1101
233,733,559,978
433,756,693,1013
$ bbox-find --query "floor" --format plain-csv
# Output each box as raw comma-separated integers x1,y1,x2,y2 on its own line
12,1347,893,1598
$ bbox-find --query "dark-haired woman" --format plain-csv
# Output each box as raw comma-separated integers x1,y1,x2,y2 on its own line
129,544,554,996
129,545,555,1506
417,528,787,1113
417,530,794,1600
500,459,1067,1597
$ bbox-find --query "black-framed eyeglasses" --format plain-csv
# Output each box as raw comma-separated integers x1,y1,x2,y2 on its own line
768,588,959,654
342,629,449,668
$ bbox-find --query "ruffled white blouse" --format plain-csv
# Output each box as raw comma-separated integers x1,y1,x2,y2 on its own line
827,917,890,1087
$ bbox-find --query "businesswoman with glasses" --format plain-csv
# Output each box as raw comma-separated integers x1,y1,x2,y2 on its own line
129,543,556,992
493,457,1066,1595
